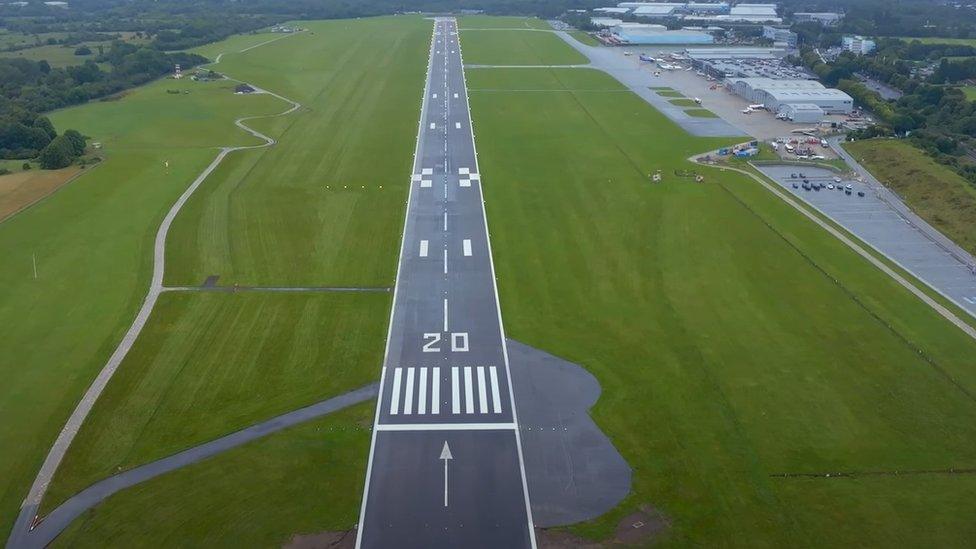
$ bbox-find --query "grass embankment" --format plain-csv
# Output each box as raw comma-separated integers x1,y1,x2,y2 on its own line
467,65,976,546
656,89,684,98
52,403,374,548
459,28,586,66
567,30,600,47
845,138,976,256
42,15,430,527
0,77,281,539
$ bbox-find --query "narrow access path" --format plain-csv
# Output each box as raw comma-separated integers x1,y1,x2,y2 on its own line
9,383,378,549
699,159,976,342
8,33,304,549
162,286,392,293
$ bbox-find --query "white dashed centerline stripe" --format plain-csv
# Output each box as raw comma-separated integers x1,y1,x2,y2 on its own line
443,211,448,231
443,248,448,274
419,240,429,257
443,298,449,332
389,368,402,415
463,239,472,257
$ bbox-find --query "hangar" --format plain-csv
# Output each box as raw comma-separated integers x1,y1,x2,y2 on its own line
728,77,853,114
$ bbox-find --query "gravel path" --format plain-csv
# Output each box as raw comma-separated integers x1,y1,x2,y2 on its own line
7,34,304,549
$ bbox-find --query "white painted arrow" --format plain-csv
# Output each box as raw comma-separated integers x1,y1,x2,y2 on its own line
440,441,453,507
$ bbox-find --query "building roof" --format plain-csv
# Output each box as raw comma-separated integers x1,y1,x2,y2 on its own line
763,88,853,102
595,7,632,13
591,17,624,26
730,6,778,16
633,5,678,14
731,77,826,90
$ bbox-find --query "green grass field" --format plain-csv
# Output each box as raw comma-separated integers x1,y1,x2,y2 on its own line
459,29,587,66
43,291,388,513
657,89,684,98
0,43,100,67
0,77,281,539
458,15,551,29
896,36,976,46
51,403,374,547
669,98,698,107
567,30,600,47
685,107,718,118
961,85,976,101
167,18,428,286
2,16,431,542
845,138,976,256
467,66,976,545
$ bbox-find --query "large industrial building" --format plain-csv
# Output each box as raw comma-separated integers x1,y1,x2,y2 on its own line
610,22,715,44
762,25,797,48
728,77,853,114
842,35,876,55
594,1,781,22
793,12,842,26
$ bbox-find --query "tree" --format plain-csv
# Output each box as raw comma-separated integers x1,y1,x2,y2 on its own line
32,116,56,139
74,45,92,56
22,162,31,170
38,135,75,169
62,129,86,155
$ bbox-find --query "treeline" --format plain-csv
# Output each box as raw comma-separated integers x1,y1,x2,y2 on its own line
799,44,976,184
1,41,205,160
779,0,976,41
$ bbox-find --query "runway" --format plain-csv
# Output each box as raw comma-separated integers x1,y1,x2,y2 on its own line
355,17,536,548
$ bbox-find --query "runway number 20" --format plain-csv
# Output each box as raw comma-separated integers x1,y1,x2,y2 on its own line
422,332,469,353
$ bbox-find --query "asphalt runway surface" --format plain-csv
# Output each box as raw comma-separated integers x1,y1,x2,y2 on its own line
756,163,976,318
355,18,535,548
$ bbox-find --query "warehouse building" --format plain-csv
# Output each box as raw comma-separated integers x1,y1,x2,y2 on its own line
591,17,624,27
762,25,797,48
777,103,824,123
611,22,714,44
633,4,679,16
793,12,842,26
728,77,853,113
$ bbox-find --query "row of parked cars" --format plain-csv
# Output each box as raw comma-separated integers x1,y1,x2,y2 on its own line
789,172,864,196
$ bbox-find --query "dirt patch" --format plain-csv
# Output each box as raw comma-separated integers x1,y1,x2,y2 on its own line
0,166,83,222
535,505,670,547
615,505,670,545
282,530,355,549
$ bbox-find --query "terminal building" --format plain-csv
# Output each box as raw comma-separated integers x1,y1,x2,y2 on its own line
610,22,715,44
728,77,853,114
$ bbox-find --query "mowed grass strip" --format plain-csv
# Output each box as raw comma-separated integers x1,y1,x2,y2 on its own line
458,15,551,29
51,403,374,548
0,79,281,539
469,66,976,545
459,29,587,66
166,17,431,286
685,108,718,118
845,138,976,256
43,291,388,513
669,98,698,107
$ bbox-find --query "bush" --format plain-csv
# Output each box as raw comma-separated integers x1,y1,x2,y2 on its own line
22,162,31,170
74,46,92,56
38,135,76,169
0,168,10,176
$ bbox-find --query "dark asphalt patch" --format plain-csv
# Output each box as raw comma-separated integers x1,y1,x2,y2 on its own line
508,339,631,528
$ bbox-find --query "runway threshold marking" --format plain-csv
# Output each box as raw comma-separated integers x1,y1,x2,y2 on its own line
375,422,517,431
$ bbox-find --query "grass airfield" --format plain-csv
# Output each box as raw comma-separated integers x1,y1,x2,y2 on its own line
5,14,976,548
0,16,427,542
467,61,976,546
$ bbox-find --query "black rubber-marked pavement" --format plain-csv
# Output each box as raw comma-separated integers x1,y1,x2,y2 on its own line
355,17,536,549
